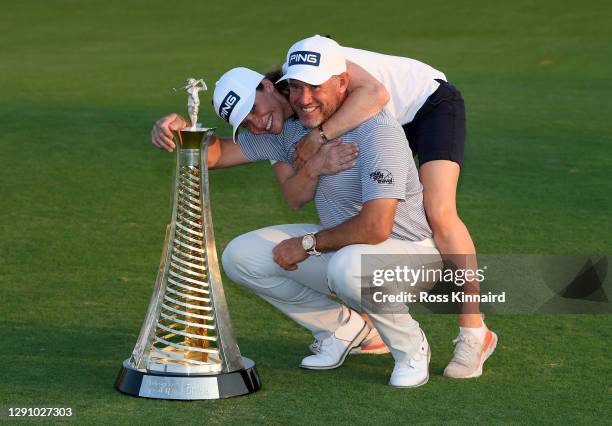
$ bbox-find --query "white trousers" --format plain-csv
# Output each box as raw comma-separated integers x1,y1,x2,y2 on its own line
221,224,441,362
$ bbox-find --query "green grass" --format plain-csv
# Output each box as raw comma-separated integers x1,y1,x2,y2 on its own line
1,0,611,424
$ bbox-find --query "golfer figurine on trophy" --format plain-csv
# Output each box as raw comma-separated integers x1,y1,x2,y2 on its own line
184,78,207,129
115,78,261,400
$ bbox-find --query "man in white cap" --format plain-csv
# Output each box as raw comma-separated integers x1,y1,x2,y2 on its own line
218,36,443,387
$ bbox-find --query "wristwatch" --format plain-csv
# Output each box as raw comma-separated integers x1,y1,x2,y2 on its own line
302,232,321,256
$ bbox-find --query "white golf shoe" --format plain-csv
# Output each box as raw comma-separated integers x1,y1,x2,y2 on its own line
389,331,430,388
300,310,369,370
308,326,390,355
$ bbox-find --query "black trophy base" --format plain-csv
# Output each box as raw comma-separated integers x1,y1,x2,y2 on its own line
115,357,260,400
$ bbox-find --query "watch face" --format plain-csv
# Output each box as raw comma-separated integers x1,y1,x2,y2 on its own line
302,234,315,251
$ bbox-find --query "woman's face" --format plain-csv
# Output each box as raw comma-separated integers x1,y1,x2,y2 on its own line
241,80,288,135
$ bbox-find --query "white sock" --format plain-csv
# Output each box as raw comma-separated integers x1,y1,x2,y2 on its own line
460,325,486,342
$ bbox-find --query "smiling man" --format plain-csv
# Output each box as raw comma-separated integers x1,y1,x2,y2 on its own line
221,36,442,388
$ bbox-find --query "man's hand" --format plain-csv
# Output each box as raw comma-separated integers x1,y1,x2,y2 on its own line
151,113,189,152
306,140,358,176
272,237,309,270
292,129,324,170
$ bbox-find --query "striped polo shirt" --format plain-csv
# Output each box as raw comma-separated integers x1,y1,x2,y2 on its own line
237,110,432,241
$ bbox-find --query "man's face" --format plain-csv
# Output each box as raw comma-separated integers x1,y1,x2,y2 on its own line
288,74,348,129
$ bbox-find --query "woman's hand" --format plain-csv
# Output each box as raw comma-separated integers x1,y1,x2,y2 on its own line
305,140,359,177
292,129,324,170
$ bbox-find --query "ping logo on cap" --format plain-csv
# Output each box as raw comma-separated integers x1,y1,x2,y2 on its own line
288,51,321,67
219,90,241,122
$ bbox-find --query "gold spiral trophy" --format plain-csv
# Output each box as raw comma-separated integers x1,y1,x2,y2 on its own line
115,78,260,400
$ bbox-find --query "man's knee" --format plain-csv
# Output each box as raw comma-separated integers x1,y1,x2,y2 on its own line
221,235,249,286
222,230,319,304
327,246,362,302
221,231,275,286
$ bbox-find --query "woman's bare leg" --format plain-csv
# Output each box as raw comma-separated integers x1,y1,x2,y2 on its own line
420,160,497,378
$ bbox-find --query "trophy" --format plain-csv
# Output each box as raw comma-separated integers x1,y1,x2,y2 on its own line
115,78,261,400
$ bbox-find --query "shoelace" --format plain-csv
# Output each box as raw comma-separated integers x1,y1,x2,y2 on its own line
451,334,479,366
395,345,427,371
311,339,322,352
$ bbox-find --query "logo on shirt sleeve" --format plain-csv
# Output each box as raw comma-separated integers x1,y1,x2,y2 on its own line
370,169,394,184
288,51,321,67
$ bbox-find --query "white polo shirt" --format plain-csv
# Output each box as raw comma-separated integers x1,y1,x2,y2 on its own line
343,47,446,125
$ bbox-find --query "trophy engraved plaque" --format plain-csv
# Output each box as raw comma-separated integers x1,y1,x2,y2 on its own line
115,78,261,400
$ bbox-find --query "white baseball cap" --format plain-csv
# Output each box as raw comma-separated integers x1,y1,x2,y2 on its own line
213,67,264,143
277,35,346,86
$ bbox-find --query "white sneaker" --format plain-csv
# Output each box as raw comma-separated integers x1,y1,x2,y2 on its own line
308,338,322,354
389,332,430,388
443,328,498,379
300,310,369,370
309,327,390,356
